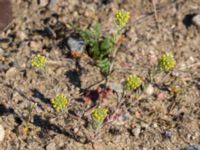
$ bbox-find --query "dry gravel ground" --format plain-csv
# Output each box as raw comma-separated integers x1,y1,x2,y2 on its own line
0,0,200,150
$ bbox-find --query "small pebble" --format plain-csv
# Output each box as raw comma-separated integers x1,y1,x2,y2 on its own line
38,0,49,7
18,31,27,40
46,142,56,150
6,67,18,79
145,84,154,96
0,124,5,142
67,36,85,56
162,130,172,139
192,14,200,27
131,126,141,138
0,48,4,55
182,145,200,150
30,41,41,49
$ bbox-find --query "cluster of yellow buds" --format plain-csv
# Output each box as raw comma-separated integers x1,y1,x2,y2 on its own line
115,9,130,28
51,94,68,111
159,53,176,71
91,106,108,125
126,75,142,90
31,54,46,70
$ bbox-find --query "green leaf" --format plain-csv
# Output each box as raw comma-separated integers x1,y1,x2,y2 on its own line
91,22,101,39
90,42,100,59
99,37,114,59
97,58,110,75
100,38,113,51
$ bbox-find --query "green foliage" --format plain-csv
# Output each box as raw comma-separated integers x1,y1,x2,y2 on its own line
79,10,129,75
126,75,142,90
91,106,108,127
97,58,111,75
159,53,176,71
80,23,101,45
51,94,68,111
99,37,114,58
80,23,114,60
79,23,114,74
31,54,46,70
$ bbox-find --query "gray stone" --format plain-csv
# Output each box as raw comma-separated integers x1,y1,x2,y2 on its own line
0,63,9,71
67,37,85,54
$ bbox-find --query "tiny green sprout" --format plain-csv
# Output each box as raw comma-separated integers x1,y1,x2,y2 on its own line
159,53,176,71
51,94,68,111
91,106,108,127
126,75,142,90
31,54,46,70
115,9,130,28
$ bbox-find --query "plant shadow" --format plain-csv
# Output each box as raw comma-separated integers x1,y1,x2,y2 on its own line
31,89,51,105
33,114,89,144
65,59,83,89
0,104,22,125
65,69,81,88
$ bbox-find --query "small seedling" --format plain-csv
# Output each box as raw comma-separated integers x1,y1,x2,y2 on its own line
125,75,142,90
91,106,108,129
51,94,68,111
159,53,176,72
31,54,47,71
79,9,130,75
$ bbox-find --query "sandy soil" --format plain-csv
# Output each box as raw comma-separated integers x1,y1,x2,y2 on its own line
0,0,200,150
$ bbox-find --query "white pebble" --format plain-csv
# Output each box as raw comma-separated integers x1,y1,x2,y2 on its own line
0,124,5,142
145,84,154,96
193,14,200,27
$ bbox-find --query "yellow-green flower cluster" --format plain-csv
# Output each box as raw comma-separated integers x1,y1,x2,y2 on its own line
32,54,46,70
91,107,108,124
51,94,68,111
159,53,176,71
115,9,130,28
126,75,142,90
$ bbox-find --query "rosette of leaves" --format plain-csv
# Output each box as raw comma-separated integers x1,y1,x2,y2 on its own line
31,54,47,71
125,75,142,90
51,94,68,111
159,53,176,72
91,106,108,129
